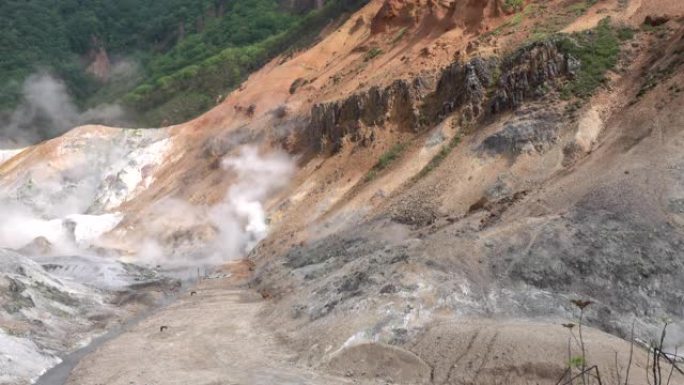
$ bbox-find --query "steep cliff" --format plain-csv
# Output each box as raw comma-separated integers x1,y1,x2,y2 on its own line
307,37,578,152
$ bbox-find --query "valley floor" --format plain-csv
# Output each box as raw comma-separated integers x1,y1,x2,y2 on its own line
57,261,683,385
64,268,364,385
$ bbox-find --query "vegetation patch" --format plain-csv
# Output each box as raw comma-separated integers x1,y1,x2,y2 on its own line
392,27,408,44
414,134,461,180
567,0,598,15
528,1,594,42
365,142,407,181
365,47,384,61
507,12,524,28
636,63,679,99
2,278,35,314
128,0,367,125
481,7,530,40
558,18,620,99
0,0,368,126
502,0,525,13
616,26,635,41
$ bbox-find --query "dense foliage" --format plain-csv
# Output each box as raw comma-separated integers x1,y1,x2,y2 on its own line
128,0,365,124
0,0,365,126
1,0,212,107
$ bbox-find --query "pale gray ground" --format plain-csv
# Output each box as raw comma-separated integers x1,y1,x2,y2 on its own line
65,275,369,385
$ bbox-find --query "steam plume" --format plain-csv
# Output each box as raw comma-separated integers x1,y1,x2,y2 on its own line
135,146,295,266
0,73,127,148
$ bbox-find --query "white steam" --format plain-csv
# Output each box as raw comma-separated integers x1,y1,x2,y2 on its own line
109,58,141,79
215,146,294,252
136,146,295,265
1,73,127,148
0,116,293,266
0,201,122,254
0,127,165,256
0,203,70,251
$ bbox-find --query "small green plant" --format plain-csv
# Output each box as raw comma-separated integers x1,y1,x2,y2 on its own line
491,66,502,86
572,299,592,382
508,13,524,27
529,31,549,42
365,142,407,181
487,66,502,97
569,356,586,368
503,0,524,13
487,4,526,39
414,134,461,180
558,307,682,385
616,26,635,41
636,65,675,98
568,0,598,15
640,22,661,33
365,47,384,61
558,300,596,385
392,27,408,44
568,2,589,15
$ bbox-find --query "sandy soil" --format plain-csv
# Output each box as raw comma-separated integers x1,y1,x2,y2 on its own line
65,272,364,385
62,270,683,385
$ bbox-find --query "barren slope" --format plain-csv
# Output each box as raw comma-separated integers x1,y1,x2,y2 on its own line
2,0,684,384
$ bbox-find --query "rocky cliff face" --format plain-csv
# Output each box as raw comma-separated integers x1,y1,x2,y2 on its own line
307,38,577,152
489,39,579,114
370,0,504,35
431,39,578,122
308,78,431,152
425,56,496,124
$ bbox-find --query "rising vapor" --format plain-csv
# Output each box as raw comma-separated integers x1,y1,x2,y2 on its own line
136,146,295,266
0,73,128,148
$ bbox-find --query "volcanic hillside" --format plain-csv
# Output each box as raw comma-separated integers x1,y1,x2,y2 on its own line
2,0,684,384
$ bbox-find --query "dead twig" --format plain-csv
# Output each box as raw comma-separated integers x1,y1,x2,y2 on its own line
615,351,621,385
557,366,603,385
624,320,635,385
666,348,678,385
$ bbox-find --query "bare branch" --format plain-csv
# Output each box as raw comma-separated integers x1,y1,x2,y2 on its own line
624,320,635,385
615,351,621,385
666,347,678,385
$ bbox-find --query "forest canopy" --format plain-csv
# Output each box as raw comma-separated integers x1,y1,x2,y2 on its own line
0,0,364,126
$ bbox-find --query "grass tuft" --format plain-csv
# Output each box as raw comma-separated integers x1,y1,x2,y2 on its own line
567,0,598,15
365,47,384,61
392,27,408,44
414,134,461,180
365,142,407,181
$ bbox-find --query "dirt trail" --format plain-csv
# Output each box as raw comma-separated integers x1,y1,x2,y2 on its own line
65,274,356,385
